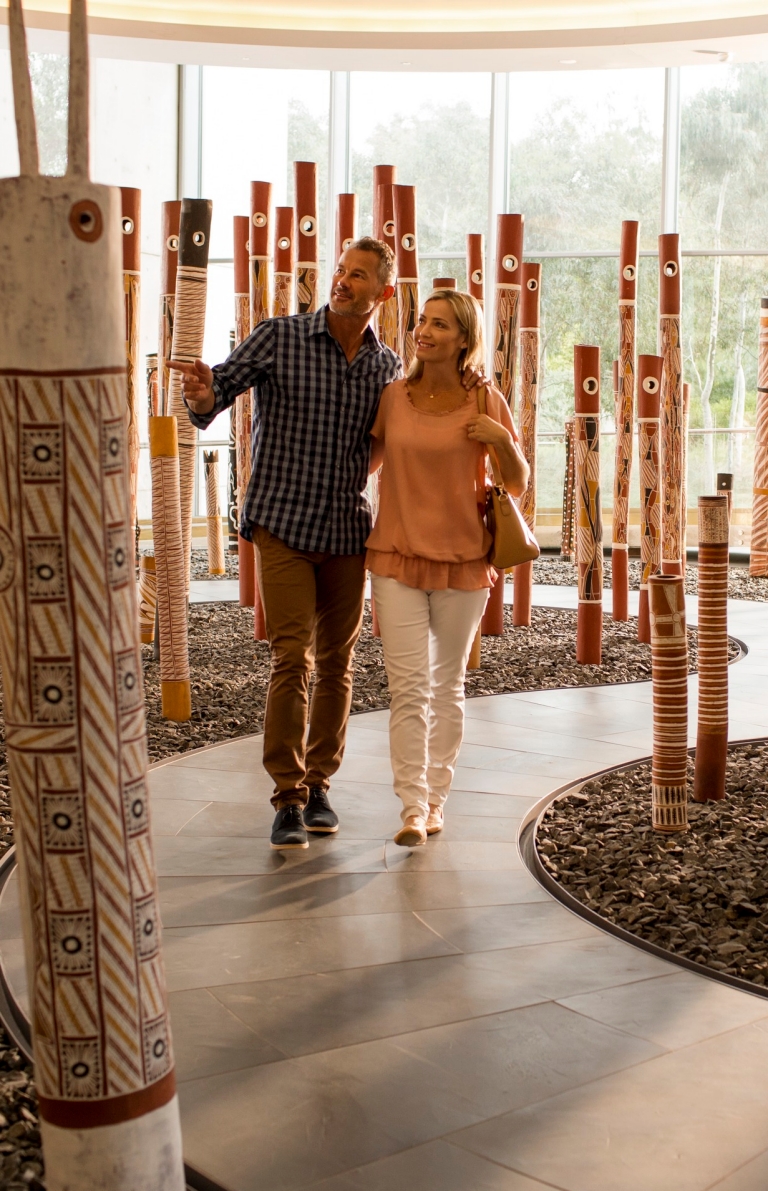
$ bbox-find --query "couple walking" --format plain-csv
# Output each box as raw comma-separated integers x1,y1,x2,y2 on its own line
172,237,528,850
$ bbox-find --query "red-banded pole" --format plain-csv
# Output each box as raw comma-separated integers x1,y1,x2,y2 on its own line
492,214,524,416
574,345,603,665
466,233,484,307
121,186,141,544
650,573,689,832
613,219,638,621
273,205,295,318
0,1,184,1181
335,192,357,264
693,494,729,802
204,449,225,576
373,165,398,351
249,182,272,642
233,215,255,609
750,297,768,576
295,161,319,314
158,199,180,417
393,184,419,369
512,262,541,627
659,232,684,576
637,354,664,644
433,277,456,289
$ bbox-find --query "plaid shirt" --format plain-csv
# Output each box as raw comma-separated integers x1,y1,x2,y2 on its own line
188,306,402,553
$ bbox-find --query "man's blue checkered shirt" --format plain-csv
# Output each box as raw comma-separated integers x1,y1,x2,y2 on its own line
187,306,402,555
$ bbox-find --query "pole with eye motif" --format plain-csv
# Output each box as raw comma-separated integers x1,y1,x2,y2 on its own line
574,345,603,665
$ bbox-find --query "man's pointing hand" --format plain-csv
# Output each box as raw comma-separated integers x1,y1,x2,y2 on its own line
167,359,215,416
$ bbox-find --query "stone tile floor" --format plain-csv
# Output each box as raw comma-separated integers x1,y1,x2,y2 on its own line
1,586,767,1190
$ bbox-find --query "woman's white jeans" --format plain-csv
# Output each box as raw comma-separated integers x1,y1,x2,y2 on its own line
372,575,489,823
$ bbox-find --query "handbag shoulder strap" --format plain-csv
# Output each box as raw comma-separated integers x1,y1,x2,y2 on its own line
477,384,505,489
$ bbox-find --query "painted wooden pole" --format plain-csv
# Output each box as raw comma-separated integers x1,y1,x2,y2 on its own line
480,574,504,635
158,199,180,417
513,262,541,627
612,219,638,621
682,381,691,568
150,416,191,721
335,192,357,264
146,351,159,417
467,626,481,670
493,214,524,415
249,188,272,642
138,553,156,645
121,186,141,544
637,354,664,645
166,197,212,589
561,417,576,561
693,494,729,803
373,166,399,352
227,404,238,552
273,205,295,318
750,297,768,576
574,345,603,665
716,472,733,521
659,232,684,576
466,233,484,307
393,184,419,369
233,215,255,608
433,277,456,289
204,449,225,576
294,161,319,314
0,2,184,1184
649,573,689,832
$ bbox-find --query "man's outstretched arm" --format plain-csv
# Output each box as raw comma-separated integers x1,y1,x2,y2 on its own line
169,321,276,430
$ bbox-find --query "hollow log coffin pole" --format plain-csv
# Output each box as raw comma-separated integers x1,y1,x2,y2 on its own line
393,184,419,369
716,471,734,520
158,199,180,417
373,165,398,351
492,214,524,416
636,354,664,645
249,185,272,642
0,1,185,1184
682,381,691,568
150,416,190,721
612,219,638,621
649,573,689,832
204,449,225,576
693,494,729,803
659,233,684,576
466,233,484,307
561,417,576,561
166,196,212,590
433,277,457,289
273,204,295,319
138,552,156,645
574,345,603,665
146,351,158,417
335,192,358,265
512,262,541,628
750,297,768,576
233,215,255,608
121,186,141,544
295,161,319,314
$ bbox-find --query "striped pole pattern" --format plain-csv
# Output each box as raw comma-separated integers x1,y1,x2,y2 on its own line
750,297,768,576
150,417,191,722
295,161,319,314
393,184,419,369
273,205,295,318
138,553,157,645
637,354,664,644
574,345,603,665
693,494,729,802
233,215,255,609
227,401,238,553
612,220,638,621
157,200,180,417
649,573,689,832
373,166,399,351
204,450,225,576
492,214,524,415
512,262,540,628
659,233,684,576
561,417,576,560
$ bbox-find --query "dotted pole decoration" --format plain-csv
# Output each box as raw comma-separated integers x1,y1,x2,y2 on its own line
612,219,638,622
636,354,664,644
649,573,689,832
561,417,576,561
693,494,730,802
573,345,603,666
659,232,684,576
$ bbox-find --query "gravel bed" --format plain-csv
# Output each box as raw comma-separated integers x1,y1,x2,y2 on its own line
537,741,768,988
531,554,768,602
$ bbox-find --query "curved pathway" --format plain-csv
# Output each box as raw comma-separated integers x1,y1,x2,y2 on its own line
2,587,768,1190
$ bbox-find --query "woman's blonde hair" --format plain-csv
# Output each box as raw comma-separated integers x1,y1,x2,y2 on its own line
406,289,486,380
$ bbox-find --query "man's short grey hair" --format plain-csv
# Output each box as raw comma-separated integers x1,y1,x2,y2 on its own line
346,236,396,288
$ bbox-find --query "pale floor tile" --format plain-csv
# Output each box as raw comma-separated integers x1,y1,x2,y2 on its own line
154,834,387,878
150,797,210,836
169,987,285,1081
305,1140,563,1190
706,1148,768,1190
385,839,523,873
148,763,269,802
172,736,264,772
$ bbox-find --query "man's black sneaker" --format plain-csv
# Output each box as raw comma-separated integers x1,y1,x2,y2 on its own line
303,787,339,834
270,805,309,850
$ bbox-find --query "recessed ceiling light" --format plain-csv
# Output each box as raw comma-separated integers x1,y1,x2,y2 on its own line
560,59,577,65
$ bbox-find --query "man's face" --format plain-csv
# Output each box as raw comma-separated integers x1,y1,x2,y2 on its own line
329,249,389,317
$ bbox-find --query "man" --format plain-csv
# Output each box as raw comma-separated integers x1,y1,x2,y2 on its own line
170,238,482,850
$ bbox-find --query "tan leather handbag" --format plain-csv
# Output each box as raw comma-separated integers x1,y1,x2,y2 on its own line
478,386,540,569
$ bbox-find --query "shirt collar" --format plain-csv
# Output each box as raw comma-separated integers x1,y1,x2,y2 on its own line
309,304,385,353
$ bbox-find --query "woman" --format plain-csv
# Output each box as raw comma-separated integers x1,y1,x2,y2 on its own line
367,290,529,847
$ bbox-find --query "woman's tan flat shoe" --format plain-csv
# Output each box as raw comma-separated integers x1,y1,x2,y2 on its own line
393,815,427,847
426,805,444,835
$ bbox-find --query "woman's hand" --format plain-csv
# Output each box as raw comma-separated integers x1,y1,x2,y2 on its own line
467,413,512,448
167,359,215,416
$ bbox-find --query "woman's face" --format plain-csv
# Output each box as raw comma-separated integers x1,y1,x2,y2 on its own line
413,299,468,367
